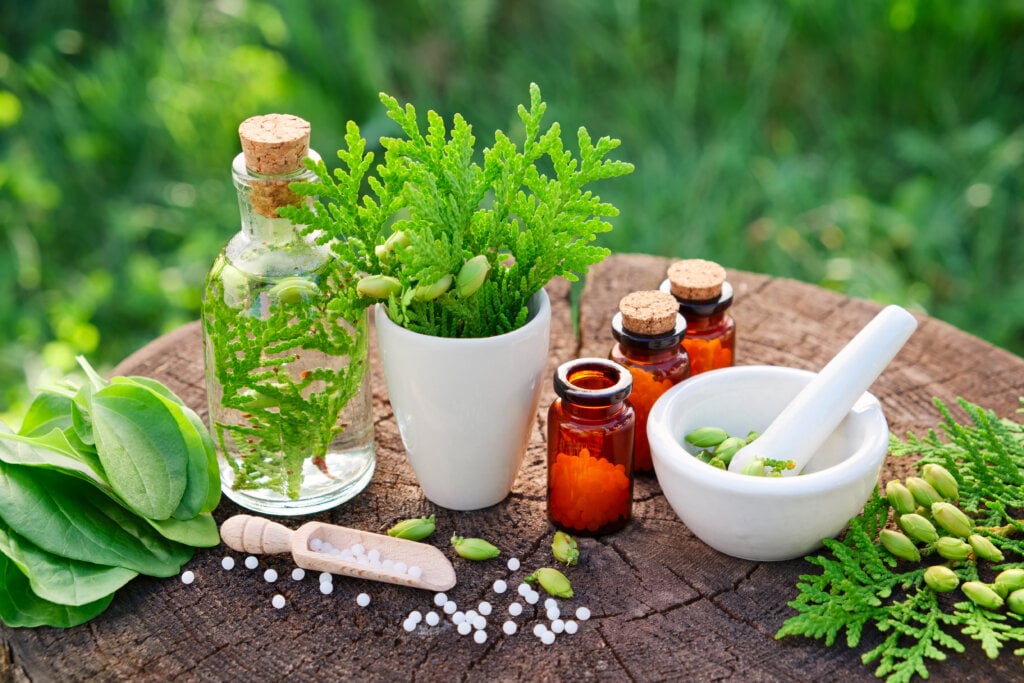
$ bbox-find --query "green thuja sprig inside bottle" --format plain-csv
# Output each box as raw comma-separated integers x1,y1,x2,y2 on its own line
201,114,374,515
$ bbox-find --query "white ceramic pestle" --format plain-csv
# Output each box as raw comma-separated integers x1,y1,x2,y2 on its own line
727,305,917,476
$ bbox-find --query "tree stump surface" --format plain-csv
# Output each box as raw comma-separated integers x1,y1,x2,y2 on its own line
4,253,1023,682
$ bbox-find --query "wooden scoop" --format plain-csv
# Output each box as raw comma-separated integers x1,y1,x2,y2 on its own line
220,514,457,592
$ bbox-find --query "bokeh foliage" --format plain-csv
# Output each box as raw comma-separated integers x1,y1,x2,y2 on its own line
1,0,1022,418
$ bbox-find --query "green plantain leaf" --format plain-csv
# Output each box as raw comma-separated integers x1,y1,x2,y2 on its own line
0,518,136,606
18,390,74,437
144,512,220,547
0,554,114,628
90,382,188,520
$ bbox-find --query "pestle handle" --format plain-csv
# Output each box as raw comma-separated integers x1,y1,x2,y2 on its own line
220,514,295,555
728,305,917,476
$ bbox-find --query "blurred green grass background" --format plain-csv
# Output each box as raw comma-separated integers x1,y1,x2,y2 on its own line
2,0,1023,418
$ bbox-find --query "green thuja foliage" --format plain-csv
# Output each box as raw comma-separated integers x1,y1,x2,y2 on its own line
777,397,1024,683
285,83,634,338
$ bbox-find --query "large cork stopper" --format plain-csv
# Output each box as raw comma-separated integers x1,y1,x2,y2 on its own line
667,259,727,301
238,114,311,218
618,290,679,336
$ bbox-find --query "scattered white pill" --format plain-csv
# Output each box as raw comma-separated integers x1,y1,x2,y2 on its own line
356,592,370,607
457,621,472,636
367,548,381,562
508,602,523,617
244,556,258,569
541,631,556,645
507,557,521,571
309,537,323,552
524,590,540,605
403,619,416,633
452,611,466,625
544,597,557,610
465,609,479,621
503,620,518,635
517,583,531,597
425,611,440,627
443,600,457,615
221,557,235,571
291,568,305,581
434,592,448,607
576,606,591,621
546,606,560,621
533,623,548,637
408,610,422,624
473,630,487,644
271,594,286,609
263,568,278,583
180,570,195,585
319,582,333,595
493,579,508,594
408,566,423,579
564,619,579,634
472,615,487,630
319,572,333,584
551,619,565,634
478,601,492,616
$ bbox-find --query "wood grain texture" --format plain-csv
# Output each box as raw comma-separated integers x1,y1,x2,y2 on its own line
3,253,1023,682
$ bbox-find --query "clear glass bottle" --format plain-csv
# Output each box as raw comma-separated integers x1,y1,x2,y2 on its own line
547,358,635,536
610,306,689,474
660,259,736,375
202,114,374,516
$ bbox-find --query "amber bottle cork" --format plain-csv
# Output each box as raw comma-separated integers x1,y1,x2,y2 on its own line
238,113,311,218
666,259,727,302
618,290,679,336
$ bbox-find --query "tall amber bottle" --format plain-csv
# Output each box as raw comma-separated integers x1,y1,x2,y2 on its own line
547,358,635,536
660,259,736,375
610,290,689,473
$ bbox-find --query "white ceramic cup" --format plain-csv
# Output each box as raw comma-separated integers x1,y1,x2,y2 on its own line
374,290,551,510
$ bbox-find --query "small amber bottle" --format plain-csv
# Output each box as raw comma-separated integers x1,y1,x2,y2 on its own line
610,290,690,473
547,358,635,536
660,259,736,375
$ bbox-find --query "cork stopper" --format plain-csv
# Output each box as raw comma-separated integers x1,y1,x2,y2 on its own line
239,114,310,175
667,259,727,301
237,114,311,218
618,290,679,336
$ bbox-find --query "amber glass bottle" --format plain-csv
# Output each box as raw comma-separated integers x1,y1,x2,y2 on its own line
660,259,736,375
547,358,635,536
609,291,689,473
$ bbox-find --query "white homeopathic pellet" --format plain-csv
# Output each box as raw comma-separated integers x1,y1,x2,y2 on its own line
457,621,472,636
319,572,333,584
408,566,423,579
472,615,487,631
473,630,487,644
507,557,521,571
271,594,286,609
478,601,492,616
244,555,258,569
180,570,195,585
517,583,531,597
425,611,440,627
544,597,557,610
546,606,560,621
263,568,278,583
502,620,517,635
291,568,305,581
575,606,591,621
443,600,458,615
564,619,579,634
356,592,371,607
434,592,448,607
508,602,523,617
309,537,323,552
524,590,540,605
533,623,548,637
319,582,333,595
541,631,556,645
550,619,565,634
493,579,507,594
221,556,235,571
402,619,416,633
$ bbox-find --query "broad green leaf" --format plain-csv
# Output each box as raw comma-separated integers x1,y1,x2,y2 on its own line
0,554,114,628
112,376,220,516
91,382,189,520
0,519,136,606
71,383,95,446
0,462,191,577
0,423,108,487
145,512,220,547
18,390,74,437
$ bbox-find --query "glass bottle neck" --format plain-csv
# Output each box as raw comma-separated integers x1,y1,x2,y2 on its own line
561,400,626,422
232,151,320,244
685,312,730,333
